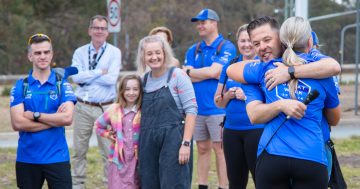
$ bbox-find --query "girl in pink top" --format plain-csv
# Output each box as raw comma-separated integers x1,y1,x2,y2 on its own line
95,74,143,189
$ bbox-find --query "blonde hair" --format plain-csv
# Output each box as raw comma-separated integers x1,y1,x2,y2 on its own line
280,16,312,99
236,24,248,41
149,26,174,44
116,74,143,108
136,35,175,74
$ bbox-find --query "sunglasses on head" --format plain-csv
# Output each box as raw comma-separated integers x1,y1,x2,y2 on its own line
28,33,51,45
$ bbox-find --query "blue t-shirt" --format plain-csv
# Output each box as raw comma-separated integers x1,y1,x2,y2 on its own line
219,55,264,130
184,34,236,115
10,70,77,164
242,53,340,165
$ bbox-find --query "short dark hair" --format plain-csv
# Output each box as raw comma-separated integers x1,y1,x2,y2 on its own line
247,16,280,36
89,15,108,27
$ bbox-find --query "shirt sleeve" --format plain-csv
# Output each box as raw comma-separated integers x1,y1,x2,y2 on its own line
61,78,77,104
95,104,115,137
322,78,340,109
219,62,230,84
242,84,265,104
309,48,329,61
174,68,198,115
9,79,24,107
243,62,265,84
213,41,237,66
184,44,197,67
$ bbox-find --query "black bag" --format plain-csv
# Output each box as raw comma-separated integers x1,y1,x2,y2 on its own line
328,139,347,189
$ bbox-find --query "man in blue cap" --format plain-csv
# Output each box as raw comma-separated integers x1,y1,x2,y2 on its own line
184,8,236,189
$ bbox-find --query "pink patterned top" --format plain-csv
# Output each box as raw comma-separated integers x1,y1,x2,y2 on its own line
95,103,141,169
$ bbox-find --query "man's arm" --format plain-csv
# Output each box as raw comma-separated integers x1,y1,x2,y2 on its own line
324,106,341,126
265,58,341,90
90,49,121,86
186,63,223,82
10,104,51,132
24,101,75,127
227,60,260,84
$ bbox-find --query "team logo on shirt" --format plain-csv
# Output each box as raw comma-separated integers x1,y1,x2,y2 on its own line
49,90,58,100
275,79,311,101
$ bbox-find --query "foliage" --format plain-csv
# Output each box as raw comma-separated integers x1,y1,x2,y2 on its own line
0,0,357,74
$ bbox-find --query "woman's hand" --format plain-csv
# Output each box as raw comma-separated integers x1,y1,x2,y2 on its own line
234,87,246,101
178,145,191,165
107,128,116,143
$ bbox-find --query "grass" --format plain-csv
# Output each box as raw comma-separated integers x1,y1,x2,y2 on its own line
0,137,359,189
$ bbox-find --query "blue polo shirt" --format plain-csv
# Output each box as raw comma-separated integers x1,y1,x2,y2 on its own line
219,55,264,130
242,53,340,165
184,34,236,115
10,70,77,164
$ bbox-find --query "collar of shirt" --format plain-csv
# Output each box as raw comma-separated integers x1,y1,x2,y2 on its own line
27,70,57,86
123,105,138,115
199,34,224,49
89,42,107,56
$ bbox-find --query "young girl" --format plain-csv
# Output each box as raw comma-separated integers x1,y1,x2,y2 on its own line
95,74,143,189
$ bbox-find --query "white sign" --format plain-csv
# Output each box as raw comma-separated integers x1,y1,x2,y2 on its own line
107,0,121,33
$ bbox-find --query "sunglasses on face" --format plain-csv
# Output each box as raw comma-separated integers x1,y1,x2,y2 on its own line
28,34,51,45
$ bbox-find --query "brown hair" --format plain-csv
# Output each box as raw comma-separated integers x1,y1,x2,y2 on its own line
149,26,174,44
116,74,143,108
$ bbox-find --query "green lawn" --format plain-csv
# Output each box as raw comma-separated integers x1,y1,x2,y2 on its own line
1,137,359,189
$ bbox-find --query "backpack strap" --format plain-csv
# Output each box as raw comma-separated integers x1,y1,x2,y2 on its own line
220,55,241,97
166,67,176,84
22,77,29,97
143,72,150,88
194,42,202,57
215,39,226,56
54,72,62,97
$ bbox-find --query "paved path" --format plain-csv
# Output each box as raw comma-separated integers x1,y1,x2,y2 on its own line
1,118,359,148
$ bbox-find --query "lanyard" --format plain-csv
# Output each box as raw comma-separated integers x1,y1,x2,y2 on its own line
88,43,107,70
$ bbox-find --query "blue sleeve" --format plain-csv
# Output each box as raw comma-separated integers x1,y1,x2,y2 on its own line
333,76,341,94
184,44,197,67
243,62,265,84
219,62,230,84
10,79,24,107
322,78,340,109
61,79,77,104
309,48,329,61
213,41,237,65
242,84,264,104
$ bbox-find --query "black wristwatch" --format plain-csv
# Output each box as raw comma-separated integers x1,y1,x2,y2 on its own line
288,66,296,79
33,112,41,122
186,69,191,77
181,140,191,147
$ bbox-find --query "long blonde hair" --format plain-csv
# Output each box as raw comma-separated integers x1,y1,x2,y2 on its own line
280,16,312,99
116,74,143,108
136,35,175,74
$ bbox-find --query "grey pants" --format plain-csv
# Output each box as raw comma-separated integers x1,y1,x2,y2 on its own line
71,102,111,188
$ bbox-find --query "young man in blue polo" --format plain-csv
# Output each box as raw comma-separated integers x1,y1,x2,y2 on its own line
183,8,236,189
10,33,77,189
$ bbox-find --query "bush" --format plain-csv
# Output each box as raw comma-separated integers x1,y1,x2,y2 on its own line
1,86,11,96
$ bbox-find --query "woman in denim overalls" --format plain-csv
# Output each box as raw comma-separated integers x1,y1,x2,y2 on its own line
136,35,197,189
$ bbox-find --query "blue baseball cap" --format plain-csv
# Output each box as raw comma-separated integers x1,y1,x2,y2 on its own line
311,31,319,46
191,9,220,22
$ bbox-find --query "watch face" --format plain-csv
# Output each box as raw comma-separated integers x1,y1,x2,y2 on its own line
182,141,190,146
34,112,40,117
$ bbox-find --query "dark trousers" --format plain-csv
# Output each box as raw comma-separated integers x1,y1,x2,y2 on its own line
223,128,263,189
16,161,72,189
256,151,328,189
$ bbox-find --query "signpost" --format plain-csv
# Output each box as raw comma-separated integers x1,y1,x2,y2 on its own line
107,0,121,47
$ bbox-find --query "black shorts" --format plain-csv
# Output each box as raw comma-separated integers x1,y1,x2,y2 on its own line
16,161,72,189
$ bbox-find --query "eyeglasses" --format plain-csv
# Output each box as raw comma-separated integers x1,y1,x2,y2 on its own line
28,33,51,45
90,26,108,31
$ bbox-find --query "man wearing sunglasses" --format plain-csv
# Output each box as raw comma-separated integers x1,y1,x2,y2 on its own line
10,33,77,189
70,15,121,189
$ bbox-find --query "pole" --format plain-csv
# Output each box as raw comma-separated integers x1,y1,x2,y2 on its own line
355,0,360,114
284,0,289,19
309,10,358,22
339,24,357,83
113,34,117,47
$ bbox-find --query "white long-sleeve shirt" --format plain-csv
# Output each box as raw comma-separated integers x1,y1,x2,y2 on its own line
71,42,121,103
